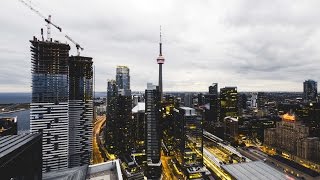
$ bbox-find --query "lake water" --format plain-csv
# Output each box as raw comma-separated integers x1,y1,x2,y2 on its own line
0,93,31,104
0,92,106,104
0,109,30,133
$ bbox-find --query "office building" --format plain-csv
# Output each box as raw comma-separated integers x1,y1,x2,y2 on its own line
173,107,206,179
105,80,118,155
265,113,309,154
264,113,320,163
224,117,239,142
303,80,317,102
257,92,266,109
105,66,133,156
184,93,193,107
220,87,238,120
109,95,133,155
297,137,320,162
145,84,162,179
205,83,219,123
209,83,218,95
132,102,146,152
30,37,70,172
197,93,205,107
162,95,176,156
68,56,93,167
238,93,248,113
116,66,131,96
0,133,42,180
249,92,258,109
116,66,133,155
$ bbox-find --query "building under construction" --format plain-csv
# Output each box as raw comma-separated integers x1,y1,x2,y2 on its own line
30,37,70,172
68,55,93,168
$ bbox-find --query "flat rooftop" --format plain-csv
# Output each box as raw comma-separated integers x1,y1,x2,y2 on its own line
221,161,295,180
132,102,145,113
87,160,123,180
43,165,88,180
43,160,122,180
0,133,41,161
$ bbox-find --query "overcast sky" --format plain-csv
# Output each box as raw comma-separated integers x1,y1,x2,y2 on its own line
1,0,320,92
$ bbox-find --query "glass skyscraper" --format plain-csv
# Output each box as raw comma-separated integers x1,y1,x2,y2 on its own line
220,87,238,120
145,84,162,179
105,80,118,154
206,83,219,123
106,66,133,156
303,80,317,102
116,66,131,96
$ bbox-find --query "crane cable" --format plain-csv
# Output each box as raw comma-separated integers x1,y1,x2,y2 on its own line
17,0,84,54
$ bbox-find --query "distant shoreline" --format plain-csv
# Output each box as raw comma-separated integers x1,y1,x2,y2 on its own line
0,108,28,115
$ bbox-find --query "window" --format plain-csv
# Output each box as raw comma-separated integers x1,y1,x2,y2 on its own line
54,135,58,140
54,118,59,123
47,123,51,129
54,143,58,150
46,166,50,172
47,138,51,144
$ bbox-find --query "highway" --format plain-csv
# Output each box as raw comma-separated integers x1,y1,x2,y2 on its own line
92,115,106,164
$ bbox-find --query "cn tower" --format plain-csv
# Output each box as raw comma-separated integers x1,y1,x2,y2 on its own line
157,27,165,100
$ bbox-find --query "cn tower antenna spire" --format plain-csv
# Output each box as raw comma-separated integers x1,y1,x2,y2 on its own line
159,25,162,56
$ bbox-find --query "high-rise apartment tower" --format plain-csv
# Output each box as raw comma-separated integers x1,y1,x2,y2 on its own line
68,56,93,167
30,37,70,172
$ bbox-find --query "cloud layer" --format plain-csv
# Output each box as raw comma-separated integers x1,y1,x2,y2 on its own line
1,0,320,92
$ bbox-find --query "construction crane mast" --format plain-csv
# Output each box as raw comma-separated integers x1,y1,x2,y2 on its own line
18,0,84,55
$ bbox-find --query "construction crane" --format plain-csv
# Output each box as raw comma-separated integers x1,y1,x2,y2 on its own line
18,0,84,55
18,0,61,41
65,35,84,56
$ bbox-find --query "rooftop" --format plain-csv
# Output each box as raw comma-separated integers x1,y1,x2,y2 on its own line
224,116,238,122
180,107,196,116
87,160,123,180
0,133,41,162
43,165,88,180
42,160,123,180
221,161,294,180
132,102,145,113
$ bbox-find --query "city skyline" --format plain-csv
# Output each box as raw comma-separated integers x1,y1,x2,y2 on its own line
1,1,320,179
2,0,320,92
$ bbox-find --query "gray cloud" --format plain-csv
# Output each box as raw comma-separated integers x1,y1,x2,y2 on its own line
1,0,320,92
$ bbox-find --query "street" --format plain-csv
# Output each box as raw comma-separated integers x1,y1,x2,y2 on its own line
92,115,106,164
